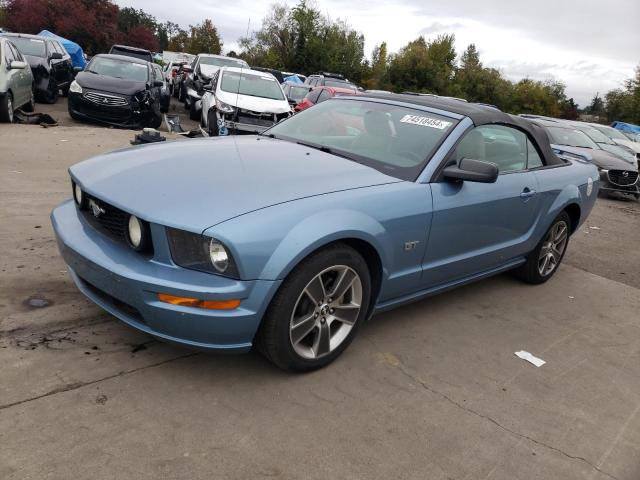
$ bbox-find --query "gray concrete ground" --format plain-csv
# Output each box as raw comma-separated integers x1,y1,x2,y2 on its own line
1,112,639,480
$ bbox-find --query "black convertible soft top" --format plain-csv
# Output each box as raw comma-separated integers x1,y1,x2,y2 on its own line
362,93,564,166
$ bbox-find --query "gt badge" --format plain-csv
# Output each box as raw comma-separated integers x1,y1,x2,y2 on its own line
404,241,420,251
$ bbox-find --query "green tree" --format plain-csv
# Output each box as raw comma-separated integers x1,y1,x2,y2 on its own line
587,93,605,116
188,19,222,54
605,66,640,123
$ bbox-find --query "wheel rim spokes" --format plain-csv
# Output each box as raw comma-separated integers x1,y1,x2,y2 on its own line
538,221,568,277
290,265,362,359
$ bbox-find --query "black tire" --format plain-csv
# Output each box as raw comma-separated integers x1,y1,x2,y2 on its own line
147,113,163,129
189,97,200,121
514,211,571,284
22,91,35,112
0,92,14,123
177,83,185,102
43,80,59,104
206,110,219,136
61,85,70,97
256,243,371,372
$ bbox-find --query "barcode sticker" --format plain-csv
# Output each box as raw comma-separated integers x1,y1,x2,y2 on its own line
400,115,452,129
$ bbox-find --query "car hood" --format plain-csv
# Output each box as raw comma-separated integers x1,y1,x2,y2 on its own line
614,138,640,154
557,145,637,170
75,71,147,96
69,136,402,233
217,89,291,113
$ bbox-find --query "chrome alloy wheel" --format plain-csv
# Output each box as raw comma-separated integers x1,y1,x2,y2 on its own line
289,265,363,359
538,220,568,277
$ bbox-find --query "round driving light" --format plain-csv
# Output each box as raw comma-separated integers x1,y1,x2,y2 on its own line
209,240,229,272
73,184,83,206
128,215,143,249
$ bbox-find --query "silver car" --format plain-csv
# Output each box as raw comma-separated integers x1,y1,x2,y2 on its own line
0,37,34,122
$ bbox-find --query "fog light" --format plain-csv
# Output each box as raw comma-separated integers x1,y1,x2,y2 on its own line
128,215,143,248
158,293,240,310
74,184,83,205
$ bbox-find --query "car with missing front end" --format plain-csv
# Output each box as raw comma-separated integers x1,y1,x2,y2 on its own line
183,53,249,121
68,54,165,129
51,94,598,371
200,67,291,136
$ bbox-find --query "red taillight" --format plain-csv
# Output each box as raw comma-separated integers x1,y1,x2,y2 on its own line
171,70,177,77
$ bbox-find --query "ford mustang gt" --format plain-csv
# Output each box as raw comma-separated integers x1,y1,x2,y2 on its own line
51,94,599,371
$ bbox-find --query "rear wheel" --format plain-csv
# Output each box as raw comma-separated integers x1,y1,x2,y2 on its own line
515,212,570,284
0,92,14,123
256,243,371,371
43,79,59,104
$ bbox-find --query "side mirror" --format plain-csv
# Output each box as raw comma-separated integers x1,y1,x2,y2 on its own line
202,84,212,92
73,66,83,73
153,80,164,88
50,52,63,60
442,158,498,183
10,60,27,70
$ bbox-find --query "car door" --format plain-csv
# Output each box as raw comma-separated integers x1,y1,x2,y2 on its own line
422,124,541,287
7,42,31,107
46,41,63,86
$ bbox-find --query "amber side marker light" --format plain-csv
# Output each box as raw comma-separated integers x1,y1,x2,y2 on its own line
158,293,240,310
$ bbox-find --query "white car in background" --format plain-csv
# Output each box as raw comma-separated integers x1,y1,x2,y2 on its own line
200,67,292,136
588,122,640,158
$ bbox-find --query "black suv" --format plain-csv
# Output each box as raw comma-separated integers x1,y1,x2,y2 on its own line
304,72,357,91
108,45,154,64
1,33,75,103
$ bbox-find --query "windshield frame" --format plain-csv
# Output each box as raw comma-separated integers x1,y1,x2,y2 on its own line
263,97,460,181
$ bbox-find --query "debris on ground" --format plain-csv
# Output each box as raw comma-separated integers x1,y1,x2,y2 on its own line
14,110,58,127
131,128,166,145
514,350,546,367
164,113,186,133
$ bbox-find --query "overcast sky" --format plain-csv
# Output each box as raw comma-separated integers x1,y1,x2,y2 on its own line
116,0,639,106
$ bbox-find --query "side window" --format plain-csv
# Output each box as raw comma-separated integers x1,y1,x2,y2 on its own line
453,125,527,173
10,43,24,61
4,42,16,64
54,41,64,55
306,88,322,103
47,41,56,57
211,71,219,90
316,89,332,104
527,140,544,169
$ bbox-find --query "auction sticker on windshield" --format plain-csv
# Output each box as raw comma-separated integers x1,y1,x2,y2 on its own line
400,115,452,129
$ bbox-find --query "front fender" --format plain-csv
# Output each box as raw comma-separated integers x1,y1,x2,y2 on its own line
260,209,390,281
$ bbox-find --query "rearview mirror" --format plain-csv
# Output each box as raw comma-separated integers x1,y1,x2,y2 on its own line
442,158,498,183
50,52,63,60
10,60,27,70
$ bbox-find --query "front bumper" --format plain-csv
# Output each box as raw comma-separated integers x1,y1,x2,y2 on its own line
51,200,280,352
68,91,155,129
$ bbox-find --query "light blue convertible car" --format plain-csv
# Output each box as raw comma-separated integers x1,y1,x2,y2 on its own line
52,94,599,371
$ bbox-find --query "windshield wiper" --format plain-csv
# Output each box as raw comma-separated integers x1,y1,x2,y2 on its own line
295,141,362,164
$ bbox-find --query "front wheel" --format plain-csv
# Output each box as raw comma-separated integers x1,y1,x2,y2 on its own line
515,212,570,284
256,243,371,372
0,92,14,122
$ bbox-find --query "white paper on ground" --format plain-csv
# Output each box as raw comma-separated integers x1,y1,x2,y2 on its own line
514,350,546,367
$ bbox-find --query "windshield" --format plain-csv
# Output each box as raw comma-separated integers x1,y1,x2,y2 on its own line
595,125,629,141
545,126,599,149
266,98,458,180
287,85,309,101
7,37,45,57
220,71,285,100
87,57,149,82
200,56,248,68
575,126,614,144
324,78,357,91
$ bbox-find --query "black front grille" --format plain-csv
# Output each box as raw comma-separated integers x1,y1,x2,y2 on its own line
234,109,279,127
82,194,129,241
608,170,639,186
80,276,146,324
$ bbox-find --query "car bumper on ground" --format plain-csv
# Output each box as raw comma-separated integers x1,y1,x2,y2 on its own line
68,91,154,129
223,120,272,134
51,199,279,352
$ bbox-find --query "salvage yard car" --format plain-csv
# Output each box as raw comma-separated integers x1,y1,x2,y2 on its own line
51,94,598,371
68,54,165,129
200,67,291,136
0,36,34,122
1,32,74,103
183,53,249,120
528,118,639,200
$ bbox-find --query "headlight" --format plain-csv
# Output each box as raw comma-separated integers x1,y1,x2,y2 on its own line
166,228,239,278
126,215,151,252
72,181,88,209
69,80,82,94
215,97,235,113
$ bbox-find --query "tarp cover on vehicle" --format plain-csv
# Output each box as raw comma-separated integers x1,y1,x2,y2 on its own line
284,75,303,84
38,30,86,69
611,121,640,134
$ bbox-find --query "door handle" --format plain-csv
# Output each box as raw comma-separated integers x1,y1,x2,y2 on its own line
520,188,537,200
